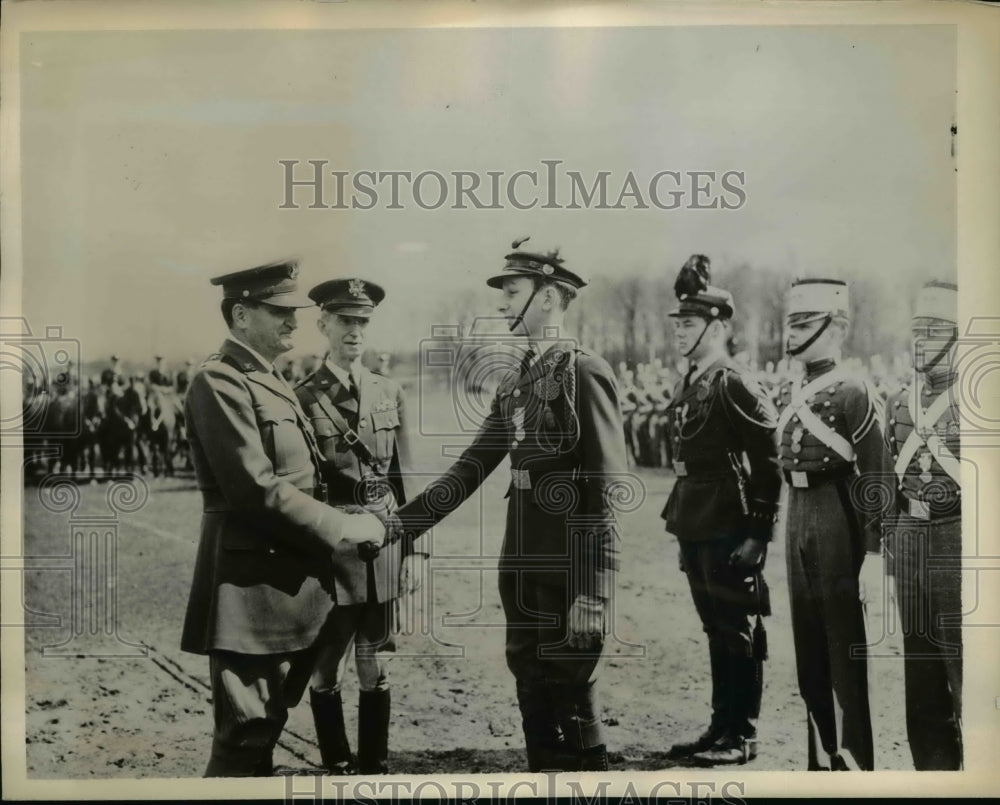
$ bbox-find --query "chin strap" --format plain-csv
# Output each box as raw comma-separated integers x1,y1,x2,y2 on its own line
508,285,542,333
681,318,712,358
786,314,832,357
918,329,958,372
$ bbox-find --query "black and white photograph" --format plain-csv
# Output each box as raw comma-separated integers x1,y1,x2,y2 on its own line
2,1,999,800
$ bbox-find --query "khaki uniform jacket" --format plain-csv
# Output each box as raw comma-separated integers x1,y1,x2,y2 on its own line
295,363,409,605
181,339,357,656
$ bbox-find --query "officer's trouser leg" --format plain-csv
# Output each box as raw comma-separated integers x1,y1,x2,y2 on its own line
204,648,315,777
894,519,963,770
787,486,874,770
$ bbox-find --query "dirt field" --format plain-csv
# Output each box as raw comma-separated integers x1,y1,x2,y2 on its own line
21,387,913,777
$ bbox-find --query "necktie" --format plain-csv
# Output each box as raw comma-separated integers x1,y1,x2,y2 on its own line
683,362,698,390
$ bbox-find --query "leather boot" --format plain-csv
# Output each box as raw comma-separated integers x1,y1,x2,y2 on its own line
578,744,609,771
517,680,575,772
668,640,730,758
309,688,354,775
550,681,605,772
357,689,390,774
691,652,761,766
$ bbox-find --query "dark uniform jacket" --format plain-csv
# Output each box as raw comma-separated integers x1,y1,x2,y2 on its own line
396,342,627,599
181,339,353,656
775,359,885,551
663,356,781,542
883,374,961,526
295,363,409,606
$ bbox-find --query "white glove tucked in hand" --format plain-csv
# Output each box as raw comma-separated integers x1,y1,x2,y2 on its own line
567,594,607,650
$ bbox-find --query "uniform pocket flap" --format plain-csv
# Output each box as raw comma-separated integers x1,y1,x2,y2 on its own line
371,409,400,431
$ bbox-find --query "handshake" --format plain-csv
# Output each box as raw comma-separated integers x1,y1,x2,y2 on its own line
337,493,407,562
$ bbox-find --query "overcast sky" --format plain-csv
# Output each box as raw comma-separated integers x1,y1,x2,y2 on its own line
19,24,955,364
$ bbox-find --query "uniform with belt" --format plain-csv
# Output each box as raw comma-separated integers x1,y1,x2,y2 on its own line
181,260,383,777
883,280,962,770
776,279,885,770
294,277,409,775
395,242,627,772
662,257,781,766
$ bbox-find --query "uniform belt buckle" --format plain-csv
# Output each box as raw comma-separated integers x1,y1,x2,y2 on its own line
511,468,532,490
673,461,688,477
790,471,810,489
908,498,931,520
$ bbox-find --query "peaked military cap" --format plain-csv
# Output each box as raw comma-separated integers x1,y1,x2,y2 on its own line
486,236,588,290
785,278,849,325
914,280,957,324
309,278,386,318
210,258,312,308
668,254,735,320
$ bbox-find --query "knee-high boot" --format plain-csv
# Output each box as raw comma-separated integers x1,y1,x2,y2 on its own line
309,688,354,775
357,689,390,774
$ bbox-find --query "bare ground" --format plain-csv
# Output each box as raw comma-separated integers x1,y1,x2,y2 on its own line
21,390,912,778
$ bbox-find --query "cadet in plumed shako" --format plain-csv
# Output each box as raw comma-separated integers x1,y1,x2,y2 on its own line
294,278,412,775
883,280,963,770
181,259,387,777
776,278,887,770
662,255,782,766
394,238,628,772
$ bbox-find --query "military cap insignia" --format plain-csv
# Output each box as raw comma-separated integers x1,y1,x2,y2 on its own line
349,278,366,297
288,264,299,279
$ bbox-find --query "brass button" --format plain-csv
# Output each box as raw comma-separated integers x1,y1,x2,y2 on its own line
360,421,368,428
513,390,521,398
823,456,830,463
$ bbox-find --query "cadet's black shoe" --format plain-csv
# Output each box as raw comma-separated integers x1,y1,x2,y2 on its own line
577,744,609,771
667,725,726,759
690,733,758,766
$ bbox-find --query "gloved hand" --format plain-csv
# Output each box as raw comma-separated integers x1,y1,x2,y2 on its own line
567,594,606,650
730,537,767,570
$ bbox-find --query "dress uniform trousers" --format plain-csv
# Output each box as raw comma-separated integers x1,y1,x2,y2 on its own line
497,490,605,765
785,482,874,770
679,536,763,741
890,515,962,770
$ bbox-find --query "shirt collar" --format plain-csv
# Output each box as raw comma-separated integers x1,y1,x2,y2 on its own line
226,336,274,373
325,357,360,388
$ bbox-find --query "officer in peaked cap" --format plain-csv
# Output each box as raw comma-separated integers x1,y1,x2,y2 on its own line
294,277,411,776
662,255,781,766
395,237,627,772
180,258,387,777
883,280,962,770
775,278,887,770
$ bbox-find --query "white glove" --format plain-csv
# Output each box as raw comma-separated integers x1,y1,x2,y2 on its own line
858,552,885,606
567,595,606,650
